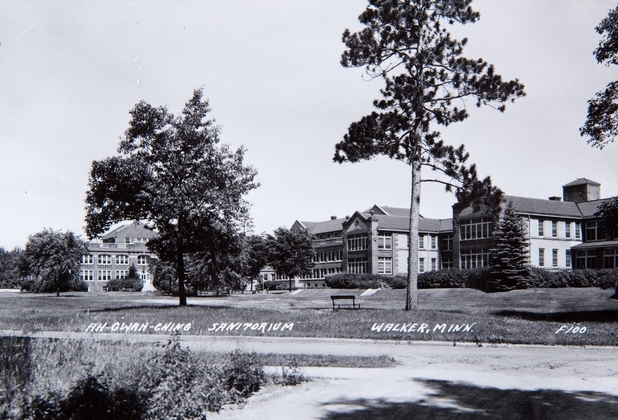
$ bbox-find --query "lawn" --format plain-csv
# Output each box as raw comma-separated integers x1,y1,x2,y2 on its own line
0,288,617,346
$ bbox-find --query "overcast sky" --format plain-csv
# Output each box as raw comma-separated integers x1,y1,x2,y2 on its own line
1,0,617,249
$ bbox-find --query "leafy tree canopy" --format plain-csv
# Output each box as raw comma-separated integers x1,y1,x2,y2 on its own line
266,227,314,292
580,4,618,148
21,229,86,296
335,0,525,310
85,88,259,306
595,195,618,238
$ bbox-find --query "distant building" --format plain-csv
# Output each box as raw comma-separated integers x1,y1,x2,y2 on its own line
80,222,157,292
271,178,616,288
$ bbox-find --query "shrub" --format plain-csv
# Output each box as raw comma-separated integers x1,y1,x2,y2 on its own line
382,275,407,289
104,278,143,292
222,351,265,399
324,273,384,289
19,279,89,293
262,281,293,291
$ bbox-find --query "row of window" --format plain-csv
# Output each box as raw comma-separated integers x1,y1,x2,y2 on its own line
419,257,438,272
314,250,342,263
460,218,492,241
82,254,149,265
537,220,582,239
575,248,618,269
80,270,148,281
538,248,572,268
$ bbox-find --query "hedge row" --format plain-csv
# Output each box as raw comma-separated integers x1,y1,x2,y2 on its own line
104,278,143,292
324,267,618,292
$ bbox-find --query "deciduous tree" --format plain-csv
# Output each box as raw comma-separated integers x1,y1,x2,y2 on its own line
85,88,258,306
266,227,314,292
0,247,22,289
335,0,525,310
489,201,530,291
580,4,618,149
21,229,86,296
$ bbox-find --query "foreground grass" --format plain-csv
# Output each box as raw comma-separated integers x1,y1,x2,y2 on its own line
0,288,617,346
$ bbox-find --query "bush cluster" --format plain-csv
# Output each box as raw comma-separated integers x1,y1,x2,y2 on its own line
104,278,144,292
324,267,618,293
1,337,281,420
324,273,384,289
19,279,88,293
262,280,295,291
526,267,618,290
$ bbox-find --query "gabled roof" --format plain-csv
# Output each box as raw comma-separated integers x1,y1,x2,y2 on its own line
101,221,156,240
576,199,608,218
503,195,583,218
298,218,347,235
563,178,600,187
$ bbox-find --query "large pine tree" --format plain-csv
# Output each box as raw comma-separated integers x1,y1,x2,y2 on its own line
335,0,525,310
489,201,530,292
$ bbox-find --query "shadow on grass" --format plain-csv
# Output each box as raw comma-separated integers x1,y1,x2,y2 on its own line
493,309,618,323
321,379,618,420
87,304,231,313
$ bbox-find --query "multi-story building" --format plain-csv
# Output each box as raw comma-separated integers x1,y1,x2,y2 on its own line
80,222,157,292
276,178,616,288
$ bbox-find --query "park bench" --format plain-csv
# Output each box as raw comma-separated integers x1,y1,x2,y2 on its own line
331,294,359,309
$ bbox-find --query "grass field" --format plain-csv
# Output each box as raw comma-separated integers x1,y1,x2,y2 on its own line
1,288,617,346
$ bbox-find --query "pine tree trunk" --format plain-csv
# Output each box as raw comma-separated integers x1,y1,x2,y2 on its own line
406,159,422,311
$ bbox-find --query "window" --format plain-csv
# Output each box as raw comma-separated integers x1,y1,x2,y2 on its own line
442,258,454,270
378,257,392,274
348,257,368,274
552,221,557,238
565,222,571,238
538,248,545,267
431,258,437,271
430,236,437,249
378,234,392,250
80,270,93,281
575,222,581,239
460,249,490,269
116,255,129,265
603,248,617,269
419,258,425,272
115,270,128,279
137,255,148,265
97,270,112,281
538,220,544,236
125,237,133,244
348,234,368,251
552,249,558,267
585,220,606,241
566,250,572,268
97,254,112,265
460,218,492,240
419,235,425,249
442,234,453,251
576,250,596,269
82,255,93,265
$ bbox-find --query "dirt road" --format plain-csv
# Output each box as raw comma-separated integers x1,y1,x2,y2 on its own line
6,331,618,419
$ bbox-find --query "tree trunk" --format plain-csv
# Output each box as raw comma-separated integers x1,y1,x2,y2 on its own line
288,277,292,292
177,246,187,307
406,159,422,311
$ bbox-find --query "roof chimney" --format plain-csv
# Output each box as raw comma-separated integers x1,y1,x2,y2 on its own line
548,196,562,201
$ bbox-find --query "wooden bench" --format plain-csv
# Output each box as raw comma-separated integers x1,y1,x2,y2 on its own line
331,295,359,309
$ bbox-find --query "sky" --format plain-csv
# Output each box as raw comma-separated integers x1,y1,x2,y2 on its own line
1,0,617,250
